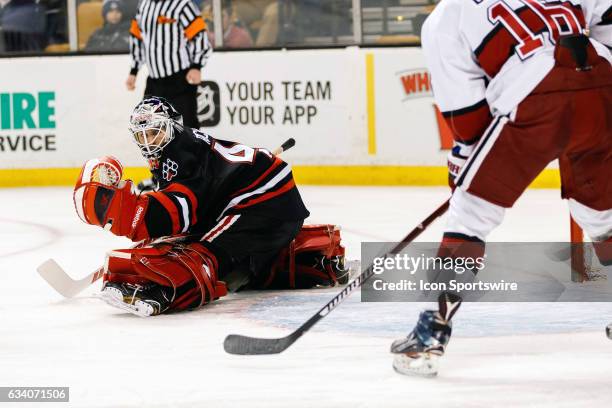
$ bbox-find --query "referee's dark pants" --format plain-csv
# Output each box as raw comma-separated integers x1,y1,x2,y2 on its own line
144,69,200,128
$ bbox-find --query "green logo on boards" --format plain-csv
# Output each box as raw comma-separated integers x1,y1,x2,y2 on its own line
0,92,56,130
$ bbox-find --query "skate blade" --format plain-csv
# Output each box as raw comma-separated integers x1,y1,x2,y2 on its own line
94,290,154,318
392,353,439,378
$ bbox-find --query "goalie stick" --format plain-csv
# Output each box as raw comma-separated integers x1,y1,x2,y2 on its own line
37,138,297,298
37,259,105,299
223,198,451,355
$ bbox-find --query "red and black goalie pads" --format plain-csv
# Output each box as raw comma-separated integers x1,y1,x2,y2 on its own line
261,224,346,289
104,240,228,311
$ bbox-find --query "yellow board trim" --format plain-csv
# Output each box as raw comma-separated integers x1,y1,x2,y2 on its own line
0,166,561,188
293,166,560,188
365,53,376,155
0,167,152,188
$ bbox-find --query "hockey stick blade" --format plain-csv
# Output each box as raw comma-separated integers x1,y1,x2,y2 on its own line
224,333,300,355
37,259,104,298
224,274,365,355
224,199,451,355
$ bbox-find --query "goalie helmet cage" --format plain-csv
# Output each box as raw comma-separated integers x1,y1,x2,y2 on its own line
570,216,605,282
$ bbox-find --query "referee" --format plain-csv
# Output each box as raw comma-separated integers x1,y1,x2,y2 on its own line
126,0,212,128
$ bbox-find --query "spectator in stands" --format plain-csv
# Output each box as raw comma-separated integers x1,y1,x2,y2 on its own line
43,0,68,46
229,0,279,45
254,0,281,46
204,0,253,48
0,0,47,52
85,0,130,52
229,0,314,47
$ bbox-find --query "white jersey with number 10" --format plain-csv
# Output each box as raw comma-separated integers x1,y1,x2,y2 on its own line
422,0,611,122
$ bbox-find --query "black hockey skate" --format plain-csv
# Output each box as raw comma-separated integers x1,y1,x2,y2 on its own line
317,254,351,285
391,292,461,377
98,281,172,317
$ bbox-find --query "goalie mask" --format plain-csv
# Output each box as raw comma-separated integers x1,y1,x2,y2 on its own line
129,97,183,159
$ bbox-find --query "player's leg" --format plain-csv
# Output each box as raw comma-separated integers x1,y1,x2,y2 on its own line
143,71,199,128
200,213,302,291
99,214,296,316
561,79,612,266
202,215,346,291
569,200,612,266
160,70,199,128
98,213,316,316
143,76,160,99
99,239,229,316
166,83,199,128
392,84,575,376
255,224,349,289
391,292,462,377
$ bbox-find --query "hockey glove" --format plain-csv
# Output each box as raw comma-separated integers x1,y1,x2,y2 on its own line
73,157,149,240
447,142,475,190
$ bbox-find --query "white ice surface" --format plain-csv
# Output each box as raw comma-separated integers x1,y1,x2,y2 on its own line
1,186,611,407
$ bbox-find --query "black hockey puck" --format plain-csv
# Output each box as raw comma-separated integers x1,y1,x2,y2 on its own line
607,324,612,340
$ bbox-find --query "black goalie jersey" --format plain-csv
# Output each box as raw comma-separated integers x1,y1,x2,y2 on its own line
140,125,310,239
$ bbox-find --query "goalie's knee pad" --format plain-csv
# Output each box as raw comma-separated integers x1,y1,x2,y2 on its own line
104,240,227,311
260,224,347,289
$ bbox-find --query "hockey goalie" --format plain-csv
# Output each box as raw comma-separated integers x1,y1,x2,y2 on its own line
73,97,347,316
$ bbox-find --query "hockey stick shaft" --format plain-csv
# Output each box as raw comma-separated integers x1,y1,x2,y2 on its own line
224,198,451,354
299,198,451,327
37,138,297,298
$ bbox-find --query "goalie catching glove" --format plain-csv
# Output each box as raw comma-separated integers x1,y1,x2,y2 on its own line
73,156,149,241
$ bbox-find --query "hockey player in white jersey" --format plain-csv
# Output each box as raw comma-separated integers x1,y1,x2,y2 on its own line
391,0,611,376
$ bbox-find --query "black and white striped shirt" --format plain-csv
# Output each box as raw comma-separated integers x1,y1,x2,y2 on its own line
129,0,212,79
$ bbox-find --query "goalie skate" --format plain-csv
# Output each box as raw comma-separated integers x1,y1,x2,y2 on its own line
96,282,172,317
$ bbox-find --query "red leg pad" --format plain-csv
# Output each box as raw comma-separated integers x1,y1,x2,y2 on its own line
264,224,346,289
104,240,227,311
